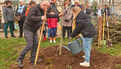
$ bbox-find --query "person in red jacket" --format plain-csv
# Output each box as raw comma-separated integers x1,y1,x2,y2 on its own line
47,9,58,43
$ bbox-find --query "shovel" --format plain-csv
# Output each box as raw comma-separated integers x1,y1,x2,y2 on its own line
106,21,112,47
34,7,47,65
100,13,106,47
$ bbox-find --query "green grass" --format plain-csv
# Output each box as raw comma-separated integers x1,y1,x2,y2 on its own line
97,44,121,57
0,38,26,69
0,38,68,69
116,64,121,69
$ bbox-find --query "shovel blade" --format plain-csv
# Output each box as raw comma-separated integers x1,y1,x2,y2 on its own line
100,40,107,47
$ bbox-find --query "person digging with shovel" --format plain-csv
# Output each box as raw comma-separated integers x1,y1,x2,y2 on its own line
17,1,50,68
71,6,96,67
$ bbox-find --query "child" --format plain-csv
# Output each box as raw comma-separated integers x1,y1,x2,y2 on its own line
47,9,58,43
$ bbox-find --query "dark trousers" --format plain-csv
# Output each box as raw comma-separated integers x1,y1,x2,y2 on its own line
18,30,38,62
50,28,57,37
62,26,72,38
4,21,14,37
18,20,24,37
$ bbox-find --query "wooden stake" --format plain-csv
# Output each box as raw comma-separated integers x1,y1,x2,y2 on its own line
98,16,102,47
34,8,47,65
59,0,64,56
103,13,105,40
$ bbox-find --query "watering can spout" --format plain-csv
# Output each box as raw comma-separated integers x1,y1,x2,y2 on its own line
62,45,71,51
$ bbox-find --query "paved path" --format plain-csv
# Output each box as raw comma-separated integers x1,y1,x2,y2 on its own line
0,29,20,38
0,26,64,39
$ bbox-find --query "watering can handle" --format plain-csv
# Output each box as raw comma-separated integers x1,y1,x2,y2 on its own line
68,36,81,43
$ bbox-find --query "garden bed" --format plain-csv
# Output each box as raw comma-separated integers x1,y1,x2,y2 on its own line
10,46,121,69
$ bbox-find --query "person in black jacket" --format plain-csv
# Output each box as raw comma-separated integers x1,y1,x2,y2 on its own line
15,0,27,38
71,7,96,67
17,1,50,68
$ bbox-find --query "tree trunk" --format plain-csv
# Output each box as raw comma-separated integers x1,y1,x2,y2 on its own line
112,0,114,6
102,0,104,9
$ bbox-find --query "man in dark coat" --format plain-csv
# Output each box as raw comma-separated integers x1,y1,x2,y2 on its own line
18,1,50,68
71,7,96,67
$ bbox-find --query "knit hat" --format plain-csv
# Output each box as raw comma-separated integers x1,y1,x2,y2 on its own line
29,1,36,5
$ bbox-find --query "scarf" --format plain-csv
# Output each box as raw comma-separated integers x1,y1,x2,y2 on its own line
17,5,24,14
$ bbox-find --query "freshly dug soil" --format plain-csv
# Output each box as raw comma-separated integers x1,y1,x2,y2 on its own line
10,46,121,69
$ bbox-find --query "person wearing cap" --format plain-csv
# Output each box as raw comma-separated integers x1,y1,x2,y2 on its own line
15,0,27,38
18,1,50,68
3,1,15,38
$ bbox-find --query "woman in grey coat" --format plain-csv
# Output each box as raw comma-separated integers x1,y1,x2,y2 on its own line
3,1,15,38
62,1,73,38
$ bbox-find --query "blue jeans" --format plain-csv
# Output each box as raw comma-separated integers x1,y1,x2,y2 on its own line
81,36,93,62
48,28,50,38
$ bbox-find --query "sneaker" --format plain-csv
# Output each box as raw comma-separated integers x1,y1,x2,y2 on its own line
50,40,52,43
80,61,90,67
82,55,85,59
54,40,56,43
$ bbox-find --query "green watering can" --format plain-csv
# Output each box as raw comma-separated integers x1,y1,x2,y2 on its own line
62,38,83,54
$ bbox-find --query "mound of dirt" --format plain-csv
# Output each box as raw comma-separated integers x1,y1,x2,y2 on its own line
10,46,121,69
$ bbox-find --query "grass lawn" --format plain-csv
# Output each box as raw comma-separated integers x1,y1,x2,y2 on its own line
0,38,121,69
97,44,121,57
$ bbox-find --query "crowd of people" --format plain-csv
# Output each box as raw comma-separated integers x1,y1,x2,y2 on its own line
1,0,98,68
